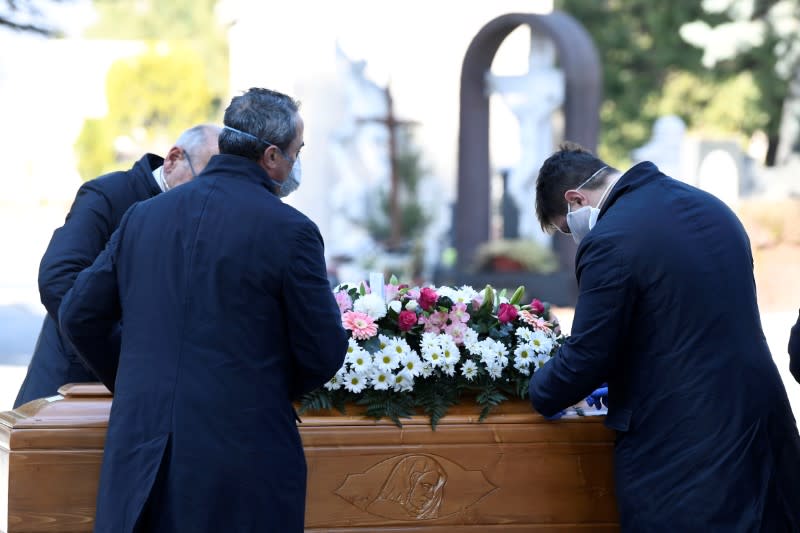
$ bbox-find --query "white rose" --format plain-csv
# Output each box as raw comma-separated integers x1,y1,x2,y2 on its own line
388,300,402,313
405,300,418,311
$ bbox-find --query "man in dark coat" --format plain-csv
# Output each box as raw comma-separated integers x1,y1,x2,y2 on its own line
59,88,348,533
790,310,800,383
13,124,221,408
529,142,800,531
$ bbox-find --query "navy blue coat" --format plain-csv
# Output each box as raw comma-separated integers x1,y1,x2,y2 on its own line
59,154,348,533
530,163,800,531
14,154,163,408
790,310,800,383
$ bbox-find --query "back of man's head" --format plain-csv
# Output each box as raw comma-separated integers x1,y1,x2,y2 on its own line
219,88,300,160
536,141,611,231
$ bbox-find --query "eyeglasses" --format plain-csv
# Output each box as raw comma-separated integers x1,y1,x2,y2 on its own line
183,150,198,178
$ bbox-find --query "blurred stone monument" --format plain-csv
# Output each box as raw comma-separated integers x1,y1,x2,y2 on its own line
485,33,564,247
631,115,687,182
446,10,601,306
327,46,388,267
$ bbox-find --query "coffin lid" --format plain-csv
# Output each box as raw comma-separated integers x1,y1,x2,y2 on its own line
0,383,112,431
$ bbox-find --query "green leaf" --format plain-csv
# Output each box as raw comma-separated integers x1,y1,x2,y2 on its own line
389,274,399,285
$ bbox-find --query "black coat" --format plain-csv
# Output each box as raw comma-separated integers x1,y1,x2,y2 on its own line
529,162,800,531
14,154,163,408
59,154,348,533
790,310,800,384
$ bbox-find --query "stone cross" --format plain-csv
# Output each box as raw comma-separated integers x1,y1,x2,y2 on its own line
357,86,419,249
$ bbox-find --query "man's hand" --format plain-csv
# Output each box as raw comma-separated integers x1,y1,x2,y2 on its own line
586,385,608,410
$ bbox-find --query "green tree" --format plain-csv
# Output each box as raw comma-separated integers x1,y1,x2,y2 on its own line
557,1,712,166
680,0,800,165
74,0,227,180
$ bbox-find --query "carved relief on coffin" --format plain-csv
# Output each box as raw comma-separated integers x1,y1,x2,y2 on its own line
335,453,497,521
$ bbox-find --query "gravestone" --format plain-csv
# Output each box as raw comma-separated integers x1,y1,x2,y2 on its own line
631,115,687,182
447,10,601,306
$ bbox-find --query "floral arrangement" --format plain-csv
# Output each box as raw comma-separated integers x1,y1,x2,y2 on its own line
299,276,564,428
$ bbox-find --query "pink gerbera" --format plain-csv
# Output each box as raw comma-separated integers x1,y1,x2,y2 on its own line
342,311,378,340
519,310,553,331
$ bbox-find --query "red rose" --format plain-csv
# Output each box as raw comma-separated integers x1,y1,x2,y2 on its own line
397,310,418,331
530,298,545,315
497,303,519,323
418,287,438,311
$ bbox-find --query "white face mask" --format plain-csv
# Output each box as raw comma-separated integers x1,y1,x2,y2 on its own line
566,204,600,244
272,157,302,198
565,166,613,244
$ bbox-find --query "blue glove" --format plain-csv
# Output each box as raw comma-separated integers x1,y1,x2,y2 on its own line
544,410,566,421
585,386,608,410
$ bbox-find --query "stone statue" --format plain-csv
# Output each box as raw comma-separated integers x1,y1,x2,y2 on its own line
631,115,687,181
485,33,564,247
327,45,391,264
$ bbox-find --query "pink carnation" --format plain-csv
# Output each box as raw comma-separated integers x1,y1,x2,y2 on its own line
530,298,545,315
497,303,519,324
342,311,378,340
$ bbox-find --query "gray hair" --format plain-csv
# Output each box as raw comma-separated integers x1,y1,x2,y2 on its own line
175,124,222,158
218,87,300,160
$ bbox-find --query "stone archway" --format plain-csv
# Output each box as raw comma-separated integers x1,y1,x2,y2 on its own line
454,10,602,285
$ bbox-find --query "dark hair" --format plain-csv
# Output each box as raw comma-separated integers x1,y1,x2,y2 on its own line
218,87,300,160
535,141,613,231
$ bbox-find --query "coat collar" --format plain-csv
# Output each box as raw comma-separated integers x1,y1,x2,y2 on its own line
598,161,664,219
200,154,277,195
131,153,165,198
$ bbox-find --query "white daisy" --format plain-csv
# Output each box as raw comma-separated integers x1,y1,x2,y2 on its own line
530,330,554,354
441,339,461,365
515,326,534,343
461,360,478,381
375,348,400,371
514,343,534,368
346,348,372,374
400,351,423,377
370,369,391,390
343,371,366,393
442,362,457,377
532,354,550,372
392,370,414,392
323,371,344,390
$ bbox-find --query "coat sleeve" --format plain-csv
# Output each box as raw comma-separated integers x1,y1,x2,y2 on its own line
790,309,800,384
529,237,634,417
58,206,133,392
282,220,348,400
39,181,114,323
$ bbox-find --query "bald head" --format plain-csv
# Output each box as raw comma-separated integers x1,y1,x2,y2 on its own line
163,124,222,189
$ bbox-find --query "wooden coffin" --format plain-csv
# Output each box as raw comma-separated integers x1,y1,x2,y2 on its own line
1,385,618,532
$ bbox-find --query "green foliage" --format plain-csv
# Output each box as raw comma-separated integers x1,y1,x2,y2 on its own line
558,0,710,166
74,118,117,181
556,0,784,165
74,0,227,180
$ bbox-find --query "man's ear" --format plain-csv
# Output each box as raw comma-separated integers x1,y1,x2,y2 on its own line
564,189,586,207
163,146,182,175
261,145,280,170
